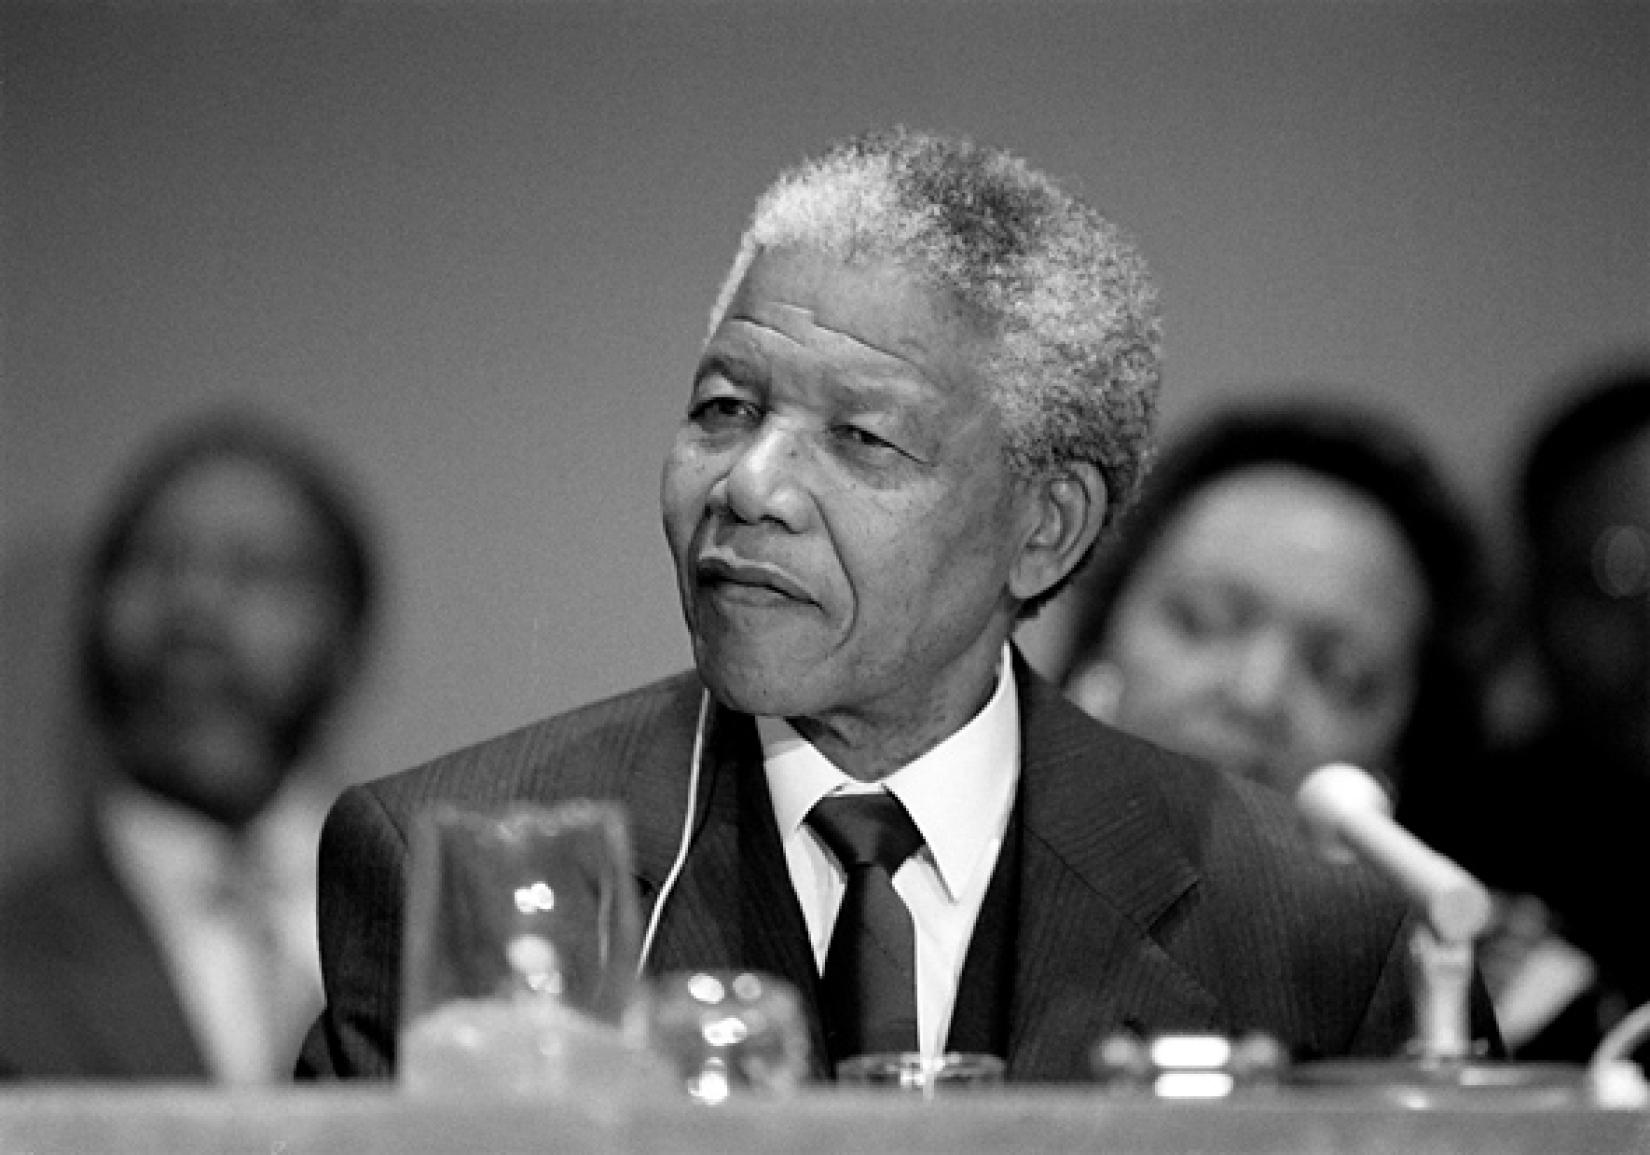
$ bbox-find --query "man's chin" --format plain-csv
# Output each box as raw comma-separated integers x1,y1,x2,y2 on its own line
696,650,829,720
703,674,810,719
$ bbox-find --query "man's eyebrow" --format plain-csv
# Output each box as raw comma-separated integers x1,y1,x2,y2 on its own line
692,347,761,387
821,372,930,412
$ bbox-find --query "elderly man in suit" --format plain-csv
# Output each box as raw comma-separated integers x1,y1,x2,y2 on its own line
300,127,1490,1082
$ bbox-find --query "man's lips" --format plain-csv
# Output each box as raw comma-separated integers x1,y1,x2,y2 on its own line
694,551,814,604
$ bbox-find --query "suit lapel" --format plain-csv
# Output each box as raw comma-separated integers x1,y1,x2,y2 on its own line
63,842,209,1076
1006,666,1223,1081
618,678,713,909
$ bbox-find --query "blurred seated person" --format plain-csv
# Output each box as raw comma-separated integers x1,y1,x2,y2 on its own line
1060,398,1558,1042
1447,361,1650,1061
1062,396,1490,814
0,412,380,1080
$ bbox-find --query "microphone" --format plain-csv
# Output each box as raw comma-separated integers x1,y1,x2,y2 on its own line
1296,762,1492,1063
1289,762,1641,1105
1295,762,1492,945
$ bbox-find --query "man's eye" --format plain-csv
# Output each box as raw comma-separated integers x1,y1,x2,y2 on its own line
835,425,899,454
689,397,761,428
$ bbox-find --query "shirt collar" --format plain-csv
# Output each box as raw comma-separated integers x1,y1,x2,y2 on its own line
98,773,333,908
761,643,1021,901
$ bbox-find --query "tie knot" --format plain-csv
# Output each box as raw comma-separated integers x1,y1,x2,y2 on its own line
807,792,924,873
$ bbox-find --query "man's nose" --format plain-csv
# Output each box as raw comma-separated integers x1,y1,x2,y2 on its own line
717,422,811,530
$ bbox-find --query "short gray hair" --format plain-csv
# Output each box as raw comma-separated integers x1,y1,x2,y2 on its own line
708,127,1163,531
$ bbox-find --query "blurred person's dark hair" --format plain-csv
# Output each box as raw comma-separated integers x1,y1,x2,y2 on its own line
1507,356,1650,752
1517,359,1650,550
77,410,380,761
1066,394,1492,832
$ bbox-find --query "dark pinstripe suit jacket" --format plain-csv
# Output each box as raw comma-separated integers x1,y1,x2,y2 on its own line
298,658,1467,1082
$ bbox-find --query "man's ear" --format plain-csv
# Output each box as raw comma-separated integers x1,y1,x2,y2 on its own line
1008,462,1108,603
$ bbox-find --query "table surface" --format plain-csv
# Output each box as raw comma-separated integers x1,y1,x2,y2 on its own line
5,1082,1650,1155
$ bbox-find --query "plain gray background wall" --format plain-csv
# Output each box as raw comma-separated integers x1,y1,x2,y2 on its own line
3,0,1647,876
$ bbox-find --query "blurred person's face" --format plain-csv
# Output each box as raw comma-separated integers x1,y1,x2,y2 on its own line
662,247,1073,778
95,456,354,826
1531,427,1650,769
1072,465,1428,796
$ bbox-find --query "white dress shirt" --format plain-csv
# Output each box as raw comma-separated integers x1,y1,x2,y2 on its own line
99,777,330,1083
761,645,1020,1059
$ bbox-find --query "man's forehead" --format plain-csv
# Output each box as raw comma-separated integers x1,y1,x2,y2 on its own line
715,248,988,392
730,299,940,368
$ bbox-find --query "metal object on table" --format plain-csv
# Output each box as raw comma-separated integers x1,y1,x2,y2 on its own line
1092,1031,1288,1100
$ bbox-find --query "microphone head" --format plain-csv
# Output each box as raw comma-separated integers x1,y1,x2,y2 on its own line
1294,761,1492,944
1295,762,1392,865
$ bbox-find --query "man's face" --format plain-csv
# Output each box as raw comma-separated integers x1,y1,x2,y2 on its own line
662,247,1038,770
1532,428,1650,768
96,456,354,825
1089,465,1427,797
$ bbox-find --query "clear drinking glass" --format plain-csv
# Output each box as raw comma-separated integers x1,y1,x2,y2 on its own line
835,1051,1006,1097
397,800,660,1095
646,970,813,1104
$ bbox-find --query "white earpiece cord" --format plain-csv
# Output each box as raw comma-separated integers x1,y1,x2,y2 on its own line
636,688,710,978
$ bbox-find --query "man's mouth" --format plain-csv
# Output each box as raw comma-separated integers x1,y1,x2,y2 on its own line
695,552,813,604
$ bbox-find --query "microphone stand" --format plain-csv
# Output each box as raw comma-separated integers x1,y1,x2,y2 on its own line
1287,764,1636,1106
1406,925,1475,1064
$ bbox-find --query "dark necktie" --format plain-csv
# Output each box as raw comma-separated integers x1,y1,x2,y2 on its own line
807,792,926,1071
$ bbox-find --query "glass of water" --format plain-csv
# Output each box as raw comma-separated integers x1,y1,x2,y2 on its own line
397,800,659,1095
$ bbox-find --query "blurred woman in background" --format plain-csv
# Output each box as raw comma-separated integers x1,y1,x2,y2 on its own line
1062,395,1490,829
1059,392,1644,1058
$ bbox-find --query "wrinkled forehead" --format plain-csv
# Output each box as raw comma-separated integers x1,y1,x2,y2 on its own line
714,246,998,405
